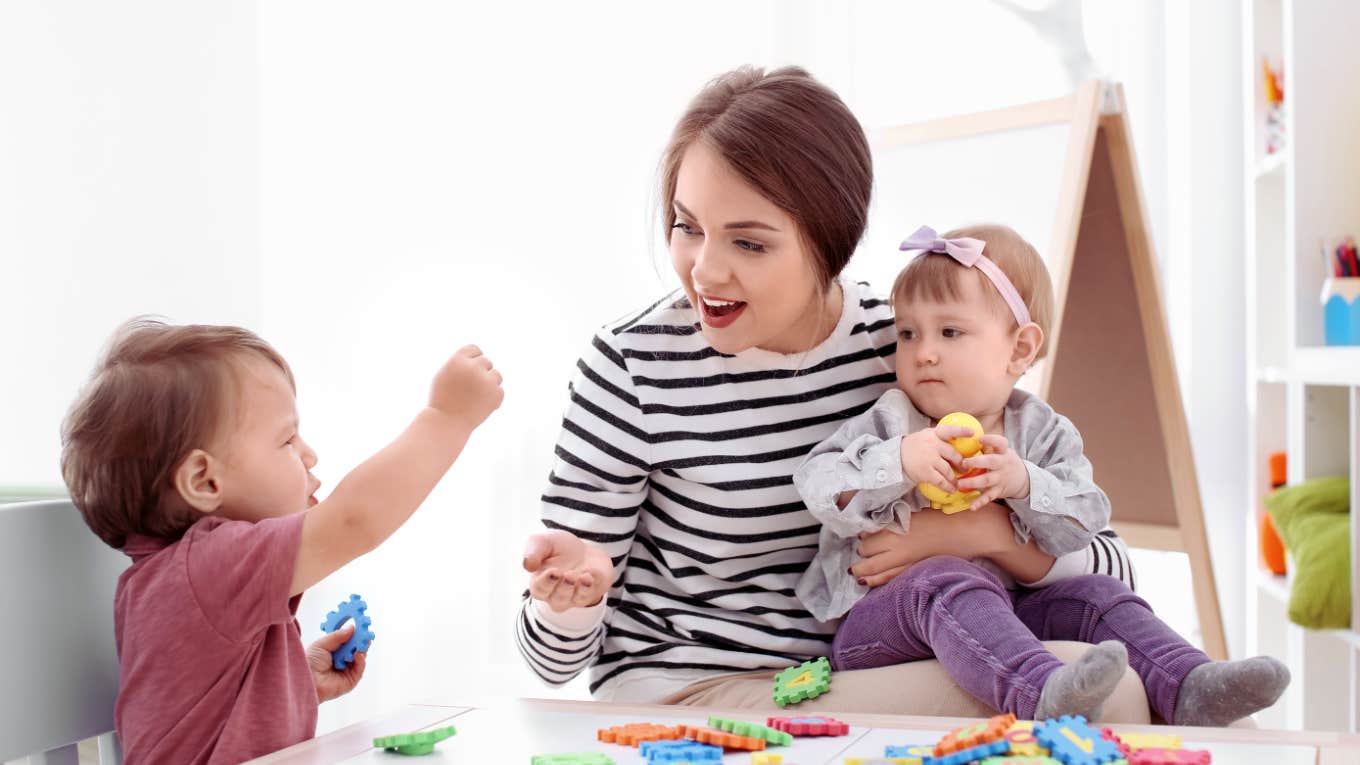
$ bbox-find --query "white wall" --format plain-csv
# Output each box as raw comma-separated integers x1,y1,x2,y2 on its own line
0,1,261,485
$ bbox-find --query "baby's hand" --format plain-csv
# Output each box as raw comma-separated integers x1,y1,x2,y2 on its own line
307,623,368,702
429,345,504,429
523,530,613,612
899,424,973,491
958,434,1030,511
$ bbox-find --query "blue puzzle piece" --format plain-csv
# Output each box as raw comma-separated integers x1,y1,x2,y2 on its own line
1035,716,1121,765
922,739,1010,765
320,593,375,670
638,739,722,763
884,744,938,758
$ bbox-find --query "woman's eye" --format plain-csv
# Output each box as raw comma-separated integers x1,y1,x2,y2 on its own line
735,239,765,253
671,221,698,236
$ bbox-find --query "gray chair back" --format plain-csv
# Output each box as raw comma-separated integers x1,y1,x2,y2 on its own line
0,499,128,764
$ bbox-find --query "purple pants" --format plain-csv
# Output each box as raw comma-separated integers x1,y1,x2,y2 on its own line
830,556,1210,721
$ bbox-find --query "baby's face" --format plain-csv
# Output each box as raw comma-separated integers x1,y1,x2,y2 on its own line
893,277,1021,421
210,356,320,523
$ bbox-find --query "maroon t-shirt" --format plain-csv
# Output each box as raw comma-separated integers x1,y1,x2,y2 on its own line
114,513,316,764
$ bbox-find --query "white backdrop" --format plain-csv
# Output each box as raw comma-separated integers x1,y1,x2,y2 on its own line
1,0,1245,736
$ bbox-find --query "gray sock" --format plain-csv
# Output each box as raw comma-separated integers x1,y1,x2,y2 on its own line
1172,656,1290,726
1034,641,1128,722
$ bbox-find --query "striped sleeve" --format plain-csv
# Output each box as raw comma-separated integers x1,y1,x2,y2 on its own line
515,329,651,687
1023,530,1136,591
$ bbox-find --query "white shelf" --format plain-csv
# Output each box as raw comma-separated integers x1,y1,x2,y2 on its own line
1254,346,1360,385
1257,570,1291,603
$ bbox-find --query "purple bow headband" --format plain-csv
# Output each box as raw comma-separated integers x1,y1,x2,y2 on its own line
899,225,1032,327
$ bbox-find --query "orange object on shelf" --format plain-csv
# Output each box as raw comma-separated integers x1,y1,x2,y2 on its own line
1260,512,1287,576
1268,452,1287,488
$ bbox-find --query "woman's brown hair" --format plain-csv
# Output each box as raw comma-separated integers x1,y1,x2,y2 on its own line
659,65,873,289
61,318,294,548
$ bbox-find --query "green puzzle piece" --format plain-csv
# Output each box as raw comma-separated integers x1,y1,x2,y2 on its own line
372,724,456,756
706,715,794,746
773,656,832,707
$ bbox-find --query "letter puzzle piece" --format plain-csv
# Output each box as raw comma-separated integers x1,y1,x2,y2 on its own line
751,754,784,765
912,740,1009,765
320,594,375,670
866,744,932,764
1006,720,1048,757
773,656,832,706
934,713,1016,755
530,754,616,765
707,716,794,746
372,724,456,756
1035,716,1122,765
639,739,723,763
1128,749,1211,765
596,722,683,746
677,724,767,750
767,715,850,736
1097,729,1129,758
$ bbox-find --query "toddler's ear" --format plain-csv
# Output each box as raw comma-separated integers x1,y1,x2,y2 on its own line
173,449,224,515
1008,322,1044,376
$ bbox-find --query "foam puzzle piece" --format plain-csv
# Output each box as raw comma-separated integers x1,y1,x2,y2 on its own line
1118,734,1184,752
1006,720,1048,757
1097,728,1129,758
773,656,832,707
639,738,723,763
751,753,784,764
596,722,683,746
1128,749,1211,765
1035,716,1122,765
530,754,616,765
371,724,456,756
844,759,920,765
767,715,850,737
677,724,767,750
320,593,375,670
978,758,1063,764
707,716,794,746
919,739,1009,765
935,713,1017,755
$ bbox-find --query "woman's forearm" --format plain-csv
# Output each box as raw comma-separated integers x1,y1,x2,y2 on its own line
988,537,1057,583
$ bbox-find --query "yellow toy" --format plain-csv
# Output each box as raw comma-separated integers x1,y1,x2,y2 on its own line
917,412,986,514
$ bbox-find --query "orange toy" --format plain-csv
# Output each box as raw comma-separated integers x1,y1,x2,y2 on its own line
676,725,767,751
1260,451,1288,575
934,713,1016,756
596,722,684,747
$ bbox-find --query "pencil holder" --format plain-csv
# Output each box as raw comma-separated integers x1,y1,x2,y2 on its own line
1322,277,1360,345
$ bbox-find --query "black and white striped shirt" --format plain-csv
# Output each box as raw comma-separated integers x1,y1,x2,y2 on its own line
515,278,1133,702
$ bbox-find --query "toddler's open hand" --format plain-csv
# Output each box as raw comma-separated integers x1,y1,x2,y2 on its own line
958,434,1030,511
307,623,368,702
429,345,504,429
523,529,613,612
899,424,974,492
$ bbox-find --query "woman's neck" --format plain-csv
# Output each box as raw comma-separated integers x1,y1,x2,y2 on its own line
758,280,843,355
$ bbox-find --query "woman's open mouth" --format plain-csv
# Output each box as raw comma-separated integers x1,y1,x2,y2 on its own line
699,294,747,329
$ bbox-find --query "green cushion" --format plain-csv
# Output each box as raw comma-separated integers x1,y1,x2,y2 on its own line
1264,476,1350,629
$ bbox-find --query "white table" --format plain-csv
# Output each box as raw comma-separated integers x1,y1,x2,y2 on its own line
253,698,1360,764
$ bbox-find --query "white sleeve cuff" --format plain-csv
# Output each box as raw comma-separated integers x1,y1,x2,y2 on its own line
530,596,608,633
1018,545,1091,588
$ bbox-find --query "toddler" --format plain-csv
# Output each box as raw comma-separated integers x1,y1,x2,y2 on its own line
61,319,502,763
793,225,1288,724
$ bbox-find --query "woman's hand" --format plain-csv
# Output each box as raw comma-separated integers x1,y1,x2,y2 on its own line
958,434,1030,511
899,425,975,492
307,624,368,703
523,530,613,612
850,503,1016,586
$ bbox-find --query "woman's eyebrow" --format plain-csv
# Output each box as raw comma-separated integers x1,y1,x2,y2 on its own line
673,200,779,232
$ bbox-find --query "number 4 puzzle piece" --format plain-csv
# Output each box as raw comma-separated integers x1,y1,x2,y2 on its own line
772,656,831,707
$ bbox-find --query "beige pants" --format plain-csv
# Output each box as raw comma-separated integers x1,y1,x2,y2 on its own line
657,641,1153,724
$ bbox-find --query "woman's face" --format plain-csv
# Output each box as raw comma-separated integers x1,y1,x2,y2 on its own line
669,142,832,355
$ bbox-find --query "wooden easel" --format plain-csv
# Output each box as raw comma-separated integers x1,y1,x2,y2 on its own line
876,81,1228,660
